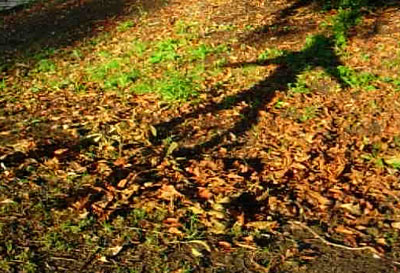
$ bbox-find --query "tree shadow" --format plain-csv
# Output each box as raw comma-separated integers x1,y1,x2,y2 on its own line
152,34,344,161
239,0,400,48
0,0,166,71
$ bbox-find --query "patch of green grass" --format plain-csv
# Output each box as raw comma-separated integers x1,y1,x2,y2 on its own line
299,106,317,122
86,57,140,90
258,48,285,62
189,44,213,60
104,69,140,89
71,49,83,59
149,39,181,64
174,20,200,37
117,20,135,32
288,81,310,94
182,212,205,240
337,65,376,88
89,59,121,81
0,78,7,90
132,81,153,94
132,39,148,56
155,72,199,101
34,59,56,73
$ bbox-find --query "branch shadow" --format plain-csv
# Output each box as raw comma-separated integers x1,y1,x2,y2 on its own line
152,34,345,161
239,0,400,48
0,0,166,71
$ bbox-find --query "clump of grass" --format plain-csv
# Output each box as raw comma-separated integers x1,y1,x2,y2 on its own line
156,72,199,101
149,39,181,64
104,69,140,89
87,58,140,90
189,44,213,60
258,48,285,62
288,81,310,94
89,59,121,81
117,20,135,32
34,59,56,73
337,65,376,88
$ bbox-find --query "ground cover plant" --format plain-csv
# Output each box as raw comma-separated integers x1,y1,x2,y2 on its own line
1,0,400,272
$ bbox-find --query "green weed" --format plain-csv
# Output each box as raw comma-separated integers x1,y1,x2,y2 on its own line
156,72,198,101
149,39,181,64
117,20,135,32
88,59,121,81
35,59,56,73
104,69,140,89
337,65,376,88
175,20,200,37
299,106,317,122
132,81,153,94
189,44,213,60
0,78,6,90
258,48,285,62
132,39,148,56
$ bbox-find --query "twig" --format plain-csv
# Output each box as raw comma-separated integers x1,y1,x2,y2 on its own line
289,221,400,266
49,256,77,262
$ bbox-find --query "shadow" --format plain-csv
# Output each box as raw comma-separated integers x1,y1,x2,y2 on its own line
152,35,344,160
0,0,166,71
240,0,400,48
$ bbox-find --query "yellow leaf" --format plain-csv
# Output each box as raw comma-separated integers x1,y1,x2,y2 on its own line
245,221,277,230
339,203,361,215
166,142,179,156
191,247,203,257
149,125,157,137
189,240,211,252
391,222,400,229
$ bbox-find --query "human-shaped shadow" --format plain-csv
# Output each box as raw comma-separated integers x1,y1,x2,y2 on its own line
153,35,346,159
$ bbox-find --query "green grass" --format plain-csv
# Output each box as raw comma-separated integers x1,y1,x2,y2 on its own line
149,39,181,64
258,48,286,62
155,72,199,101
337,65,377,88
189,44,214,60
34,59,56,73
117,20,135,32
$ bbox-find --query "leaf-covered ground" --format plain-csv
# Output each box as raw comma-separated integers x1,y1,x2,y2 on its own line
1,0,400,272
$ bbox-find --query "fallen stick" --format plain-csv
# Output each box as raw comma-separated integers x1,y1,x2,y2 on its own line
289,220,400,266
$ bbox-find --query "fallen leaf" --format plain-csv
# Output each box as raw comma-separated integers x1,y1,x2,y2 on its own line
54,148,68,155
218,241,232,249
0,199,14,204
159,184,183,201
335,225,354,235
107,245,123,256
166,142,179,156
245,221,277,230
149,125,157,137
384,157,400,169
339,203,362,215
391,222,400,229
307,191,331,206
113,157,127,167
198,187,213,199
191,247,203,257
168,227,184,236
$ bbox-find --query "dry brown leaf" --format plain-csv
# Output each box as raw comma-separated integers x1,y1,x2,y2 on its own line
159,184,183,201
307,191,331,207
113,157,127,167
198,187,213,200
335,225,354,235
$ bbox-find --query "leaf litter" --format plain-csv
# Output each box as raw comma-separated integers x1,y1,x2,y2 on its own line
1,0,400,272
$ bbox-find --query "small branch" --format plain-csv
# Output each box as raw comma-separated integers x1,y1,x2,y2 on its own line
289,221,400,266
